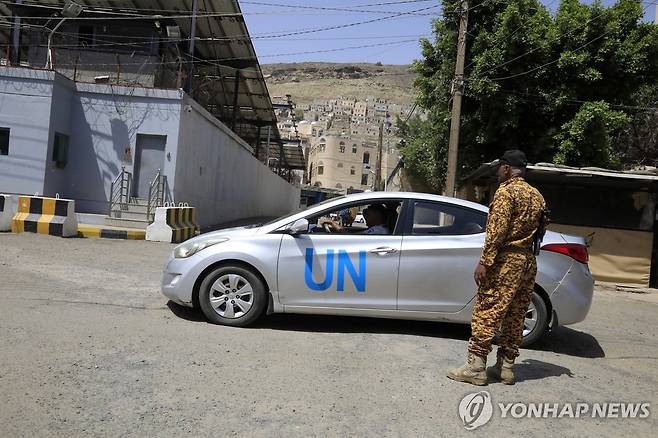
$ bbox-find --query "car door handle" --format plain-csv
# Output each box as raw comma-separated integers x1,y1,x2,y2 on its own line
369,246,398,255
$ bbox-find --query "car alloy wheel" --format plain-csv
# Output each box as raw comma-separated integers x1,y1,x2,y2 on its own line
523,302,538,337
209,274,254,319
198,266,267,327
520,291,549,347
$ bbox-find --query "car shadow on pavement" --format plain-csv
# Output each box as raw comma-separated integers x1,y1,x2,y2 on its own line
527,326,605,358
513,358,574,383
165,302,471,339
253,313,472,340
167,301,206,322
165,302,605,359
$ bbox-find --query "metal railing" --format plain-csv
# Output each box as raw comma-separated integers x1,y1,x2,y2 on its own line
147,169,167,222
108,166,132,216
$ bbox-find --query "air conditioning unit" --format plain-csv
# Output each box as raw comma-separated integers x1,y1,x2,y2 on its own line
62,0,84,18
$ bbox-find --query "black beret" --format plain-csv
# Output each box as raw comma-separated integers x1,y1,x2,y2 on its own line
493,149,527,168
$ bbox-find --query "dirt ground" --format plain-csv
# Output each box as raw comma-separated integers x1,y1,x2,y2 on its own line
0,233,656,437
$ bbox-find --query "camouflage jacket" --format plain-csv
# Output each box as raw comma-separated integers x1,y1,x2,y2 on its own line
480,176,546,267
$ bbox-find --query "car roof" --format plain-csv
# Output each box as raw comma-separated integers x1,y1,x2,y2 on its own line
338,191,489,212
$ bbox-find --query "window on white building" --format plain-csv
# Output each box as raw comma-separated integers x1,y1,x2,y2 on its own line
350,166,355,175
52,132,69,168
352,144,357,153
0,128,10,155
337,163,343,168
363,152,370,164
361,174,368,185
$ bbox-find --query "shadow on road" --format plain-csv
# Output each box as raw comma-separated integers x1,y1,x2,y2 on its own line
514,358,574,383
255,313,473,340
529,326,605,358
166,302,472,340
167,301,205,322
166,302,604,359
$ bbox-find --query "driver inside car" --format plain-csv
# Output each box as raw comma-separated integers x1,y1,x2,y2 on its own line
318,203,390,235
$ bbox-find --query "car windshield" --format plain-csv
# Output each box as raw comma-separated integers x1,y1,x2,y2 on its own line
259,195,347,227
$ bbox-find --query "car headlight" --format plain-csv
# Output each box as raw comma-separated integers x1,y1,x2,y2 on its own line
173,237,229,259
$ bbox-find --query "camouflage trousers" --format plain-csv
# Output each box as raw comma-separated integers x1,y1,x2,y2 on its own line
468,251,537,360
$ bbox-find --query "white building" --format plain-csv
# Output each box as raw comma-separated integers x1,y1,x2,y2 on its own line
0,1,303,228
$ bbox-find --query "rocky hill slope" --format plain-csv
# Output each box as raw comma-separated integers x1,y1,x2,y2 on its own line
261,62,415,106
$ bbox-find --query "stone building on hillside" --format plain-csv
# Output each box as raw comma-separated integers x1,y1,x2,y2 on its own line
276,95,407,193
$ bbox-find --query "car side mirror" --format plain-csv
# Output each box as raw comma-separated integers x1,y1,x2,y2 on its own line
288,218,309,236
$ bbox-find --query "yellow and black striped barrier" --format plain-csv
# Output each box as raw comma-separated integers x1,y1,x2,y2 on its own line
168,206,200,243
146,205,200,243
11,195,78,237
77,225,145,240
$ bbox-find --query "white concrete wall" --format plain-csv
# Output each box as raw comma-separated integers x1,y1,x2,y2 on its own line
0,68,299,225
65,84,182,213
175,97,300,227
0,68,54,195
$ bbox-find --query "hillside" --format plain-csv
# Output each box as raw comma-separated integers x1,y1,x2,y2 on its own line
261,62,416,106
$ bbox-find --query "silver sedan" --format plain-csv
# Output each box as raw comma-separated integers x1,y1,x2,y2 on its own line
161,192,593,345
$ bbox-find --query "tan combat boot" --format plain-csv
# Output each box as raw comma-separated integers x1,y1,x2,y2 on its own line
487,352,515,385
446,354,487,385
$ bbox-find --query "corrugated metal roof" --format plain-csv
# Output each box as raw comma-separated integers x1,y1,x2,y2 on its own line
1,0,304,170
461,161,658,191
530,163,658,181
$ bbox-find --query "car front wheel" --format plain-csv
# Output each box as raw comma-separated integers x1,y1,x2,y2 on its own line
521,291,549,347
198,266,267,327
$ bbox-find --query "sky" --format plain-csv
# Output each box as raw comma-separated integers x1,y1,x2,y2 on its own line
240,0,658,65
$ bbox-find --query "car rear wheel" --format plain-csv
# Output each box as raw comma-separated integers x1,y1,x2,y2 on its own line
521,291,549,347
198,266,267,327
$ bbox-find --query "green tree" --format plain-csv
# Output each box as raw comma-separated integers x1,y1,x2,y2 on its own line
618,84,658,166
402,0,658,191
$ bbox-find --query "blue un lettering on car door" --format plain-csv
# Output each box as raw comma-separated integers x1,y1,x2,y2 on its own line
304,248,366,292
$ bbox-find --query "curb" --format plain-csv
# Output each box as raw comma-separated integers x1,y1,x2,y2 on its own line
78,225,145,240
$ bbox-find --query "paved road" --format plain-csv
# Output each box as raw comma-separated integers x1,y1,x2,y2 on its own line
1,233,656,437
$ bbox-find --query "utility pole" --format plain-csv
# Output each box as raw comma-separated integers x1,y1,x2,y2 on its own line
444,0,469,198
11,0,22,65
374,121,384,191
185,0,198,94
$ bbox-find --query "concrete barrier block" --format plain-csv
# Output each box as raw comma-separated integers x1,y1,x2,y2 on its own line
146,206,200,243
11,195,78,237
0,194,18,231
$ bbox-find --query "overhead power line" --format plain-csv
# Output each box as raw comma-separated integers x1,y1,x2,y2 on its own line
1,39,420,69
1,4,441,42
0,18,430,43
1,1,438,19
4,0,438,15
249,4,441,39
242,0,438,8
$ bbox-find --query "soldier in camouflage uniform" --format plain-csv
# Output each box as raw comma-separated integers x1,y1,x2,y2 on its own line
447,150,546,385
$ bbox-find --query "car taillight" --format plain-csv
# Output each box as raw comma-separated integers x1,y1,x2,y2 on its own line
542,243,589,264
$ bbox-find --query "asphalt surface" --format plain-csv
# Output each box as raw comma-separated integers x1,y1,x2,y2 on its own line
0,233,656,437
